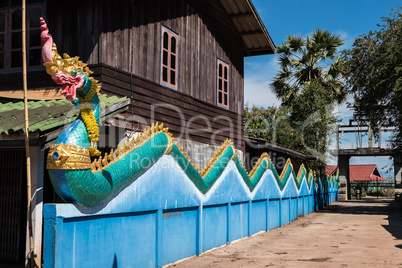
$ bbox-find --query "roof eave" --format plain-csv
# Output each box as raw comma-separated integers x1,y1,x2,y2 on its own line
244,0,275,54
220,0,276,56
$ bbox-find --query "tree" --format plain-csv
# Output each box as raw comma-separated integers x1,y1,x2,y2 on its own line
271,29,348,106
290,80,339,171
244,105,302,151
269,29,347,174
343,7,402,149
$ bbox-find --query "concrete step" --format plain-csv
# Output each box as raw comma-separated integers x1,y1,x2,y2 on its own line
338,193,347,201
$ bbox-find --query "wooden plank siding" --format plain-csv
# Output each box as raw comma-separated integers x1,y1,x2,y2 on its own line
95,64,244,150
0,0,246,149
46,0,245,114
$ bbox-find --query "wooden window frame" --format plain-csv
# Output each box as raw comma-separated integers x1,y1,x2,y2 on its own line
1,1,45,74
217,59,229,109
160,26,178,90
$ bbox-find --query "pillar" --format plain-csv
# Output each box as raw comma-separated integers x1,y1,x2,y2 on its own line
338,155,350,200
394,155,402,188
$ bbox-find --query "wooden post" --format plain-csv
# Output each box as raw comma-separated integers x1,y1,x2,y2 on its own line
22,1,34,267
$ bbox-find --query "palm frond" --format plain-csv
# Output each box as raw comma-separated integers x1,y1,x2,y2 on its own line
270,29,347,106
276,43,291,56
287,35,305,53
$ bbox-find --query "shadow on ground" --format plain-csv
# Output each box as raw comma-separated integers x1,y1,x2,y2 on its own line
321,198,402,246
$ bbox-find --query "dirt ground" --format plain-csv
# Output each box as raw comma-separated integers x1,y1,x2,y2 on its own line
167,197,402,268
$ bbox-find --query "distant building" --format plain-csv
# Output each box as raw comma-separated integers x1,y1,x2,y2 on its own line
326,164,387,182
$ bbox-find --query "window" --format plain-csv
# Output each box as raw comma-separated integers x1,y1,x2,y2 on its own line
161,26,178,90
0,0,45,73
217,60,229,108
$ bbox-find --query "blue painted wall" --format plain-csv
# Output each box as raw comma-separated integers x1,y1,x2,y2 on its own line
43,156,338,268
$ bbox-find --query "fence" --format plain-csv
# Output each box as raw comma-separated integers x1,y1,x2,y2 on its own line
43,156,338,268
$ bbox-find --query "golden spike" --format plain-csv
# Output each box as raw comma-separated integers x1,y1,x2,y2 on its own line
119,143,125,154
130,136,135,144
163,128,168,132
124,141,131,151
159,123,164,131
133,136,139,144
150,123,155,133
91,161,96,171
108,149,114,161
96,157,102,170
115,145,121,157
102,153,109,166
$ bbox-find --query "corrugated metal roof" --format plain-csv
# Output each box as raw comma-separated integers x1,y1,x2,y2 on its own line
0,95,127,135
219,0,275,56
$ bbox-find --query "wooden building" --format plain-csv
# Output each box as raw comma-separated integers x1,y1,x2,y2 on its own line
1,0,275,152
0,0,275,265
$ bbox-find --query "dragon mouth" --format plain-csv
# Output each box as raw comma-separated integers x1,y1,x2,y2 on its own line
52,72,85,102
61,84,77,101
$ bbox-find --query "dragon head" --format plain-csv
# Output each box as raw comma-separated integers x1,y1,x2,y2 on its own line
40,17,92,103
41,17,101,156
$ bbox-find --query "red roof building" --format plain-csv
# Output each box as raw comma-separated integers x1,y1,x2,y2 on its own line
326,164,387,182
326,165,338,176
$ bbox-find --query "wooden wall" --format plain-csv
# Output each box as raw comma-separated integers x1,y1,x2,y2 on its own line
47,0,245,114
0,0,246,150
93,64,244,151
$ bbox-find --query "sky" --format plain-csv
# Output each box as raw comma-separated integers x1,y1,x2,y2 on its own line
244,0,401,178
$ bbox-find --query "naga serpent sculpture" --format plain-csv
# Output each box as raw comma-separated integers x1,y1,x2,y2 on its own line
41,18,332,208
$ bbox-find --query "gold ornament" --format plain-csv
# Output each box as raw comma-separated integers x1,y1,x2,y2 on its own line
47,144,91,170
44,43,93,77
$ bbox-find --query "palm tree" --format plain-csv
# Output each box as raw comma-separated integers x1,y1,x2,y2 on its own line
271,29,347,106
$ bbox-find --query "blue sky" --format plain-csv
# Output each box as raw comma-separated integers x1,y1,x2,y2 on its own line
244,0,401,178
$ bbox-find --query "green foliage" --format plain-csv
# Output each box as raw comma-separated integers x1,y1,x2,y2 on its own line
343,7,402,149
351,187,367,198
291,81,340,171
244,105,303,151
244,84,339,172
266,29,347,173
367,187,387,197
272,29,347,106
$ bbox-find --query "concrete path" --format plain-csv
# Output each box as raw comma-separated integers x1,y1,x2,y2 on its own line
169,197,402,267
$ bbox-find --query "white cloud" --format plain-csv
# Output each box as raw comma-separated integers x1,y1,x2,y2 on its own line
244,55,281,108
335,30,356,50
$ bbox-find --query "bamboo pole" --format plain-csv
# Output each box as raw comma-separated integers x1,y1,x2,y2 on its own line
22,1,34,267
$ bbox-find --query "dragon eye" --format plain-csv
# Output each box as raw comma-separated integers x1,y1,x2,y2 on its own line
53,152,60,159
71,69,77,76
